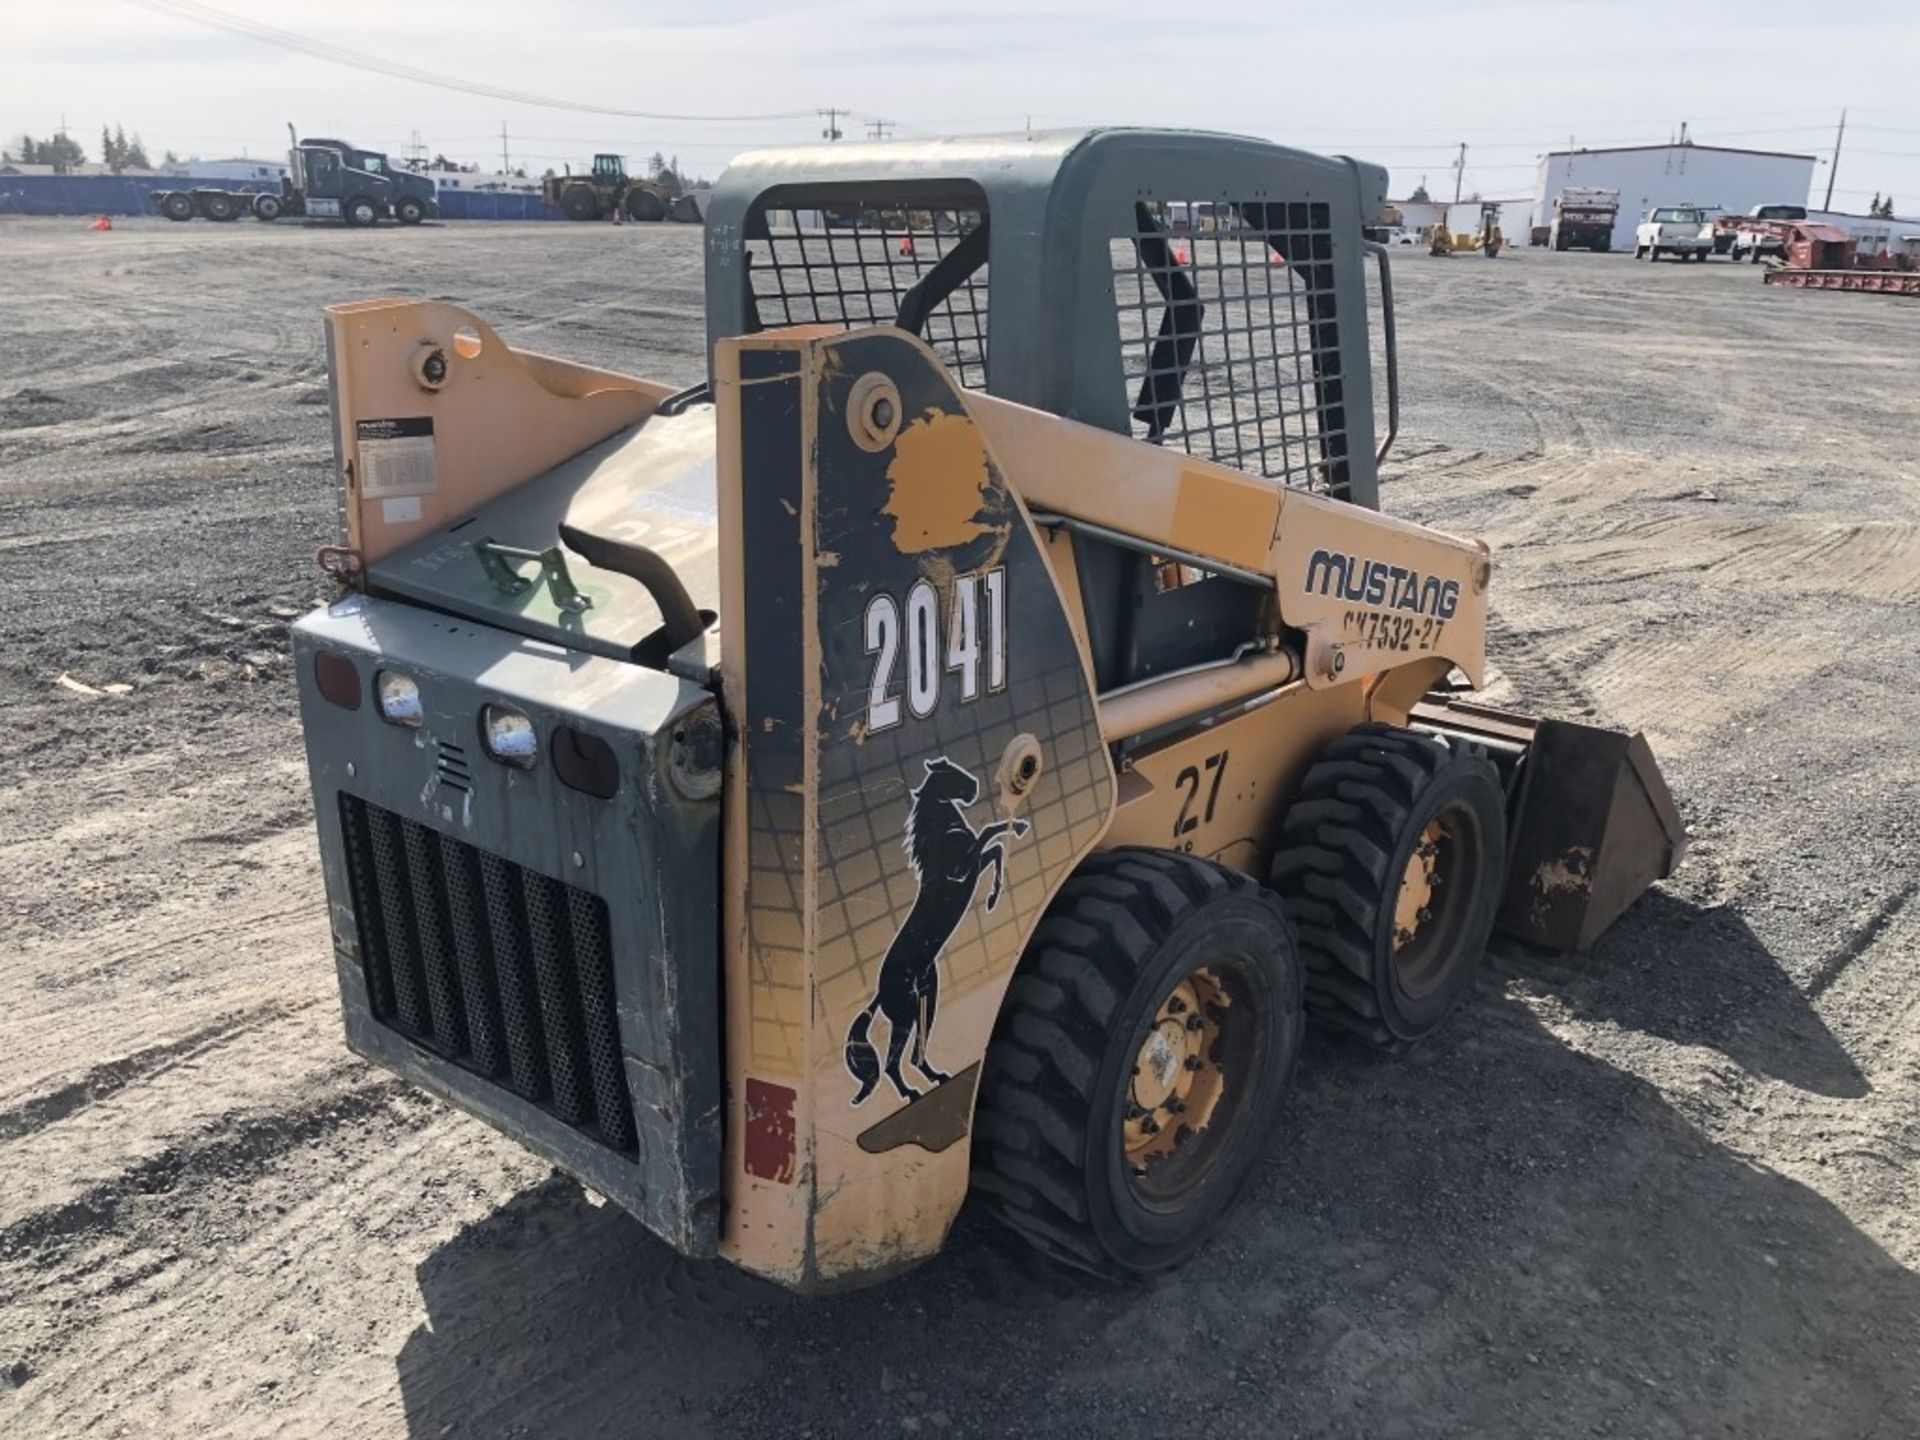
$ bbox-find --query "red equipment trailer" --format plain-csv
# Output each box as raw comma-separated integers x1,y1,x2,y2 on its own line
1761,222,1920,294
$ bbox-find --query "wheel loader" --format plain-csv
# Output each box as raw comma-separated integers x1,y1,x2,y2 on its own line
543,152,674,222
293,129,1683,1291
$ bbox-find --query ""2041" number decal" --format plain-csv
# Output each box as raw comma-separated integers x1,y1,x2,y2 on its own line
863,568,1007,732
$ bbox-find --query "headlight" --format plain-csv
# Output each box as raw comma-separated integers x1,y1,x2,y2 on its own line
482,704,538,768
375,670,423,727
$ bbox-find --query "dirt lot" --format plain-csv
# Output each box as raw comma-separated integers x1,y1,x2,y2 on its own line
2,216,1917,1439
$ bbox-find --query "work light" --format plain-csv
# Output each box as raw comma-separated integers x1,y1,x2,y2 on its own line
375,671,423,727
482,704,538,768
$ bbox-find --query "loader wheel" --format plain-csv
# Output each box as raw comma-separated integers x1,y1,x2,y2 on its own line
626,189,666,222
1270,724,1505,1048
972,848,1302,1279
561,185,599,221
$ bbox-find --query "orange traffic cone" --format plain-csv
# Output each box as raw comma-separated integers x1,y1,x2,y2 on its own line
90,215,112,231
1173,242,1188,265
899,234,914,257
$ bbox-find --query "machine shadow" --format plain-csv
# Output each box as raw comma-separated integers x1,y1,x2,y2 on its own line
393,894,1909,1439
1492,887,1868,1100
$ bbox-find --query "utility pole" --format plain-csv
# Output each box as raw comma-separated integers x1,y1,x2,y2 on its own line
819,108,846,142
866,118,894,141
1823,108,1846,211
500,122,510,175
1453,142,1467,202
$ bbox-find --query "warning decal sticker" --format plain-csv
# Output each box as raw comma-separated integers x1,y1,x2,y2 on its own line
356,417,437,499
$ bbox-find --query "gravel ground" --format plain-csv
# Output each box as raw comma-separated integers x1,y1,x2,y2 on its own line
1,216,1917,1439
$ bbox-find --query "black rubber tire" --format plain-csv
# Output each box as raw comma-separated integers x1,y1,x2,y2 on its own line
160,192,194,222
395,197,424,226
561,185,599,221
200,192,236,222
1270,723,1506,1048
971,848,1302,1279
344,196,378,228
625,188,666,222
251,192,282,222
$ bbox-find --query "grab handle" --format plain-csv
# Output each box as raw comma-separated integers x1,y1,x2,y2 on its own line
1364,240,1399,466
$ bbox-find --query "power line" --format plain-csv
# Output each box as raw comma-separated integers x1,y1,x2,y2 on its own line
121,0,823,123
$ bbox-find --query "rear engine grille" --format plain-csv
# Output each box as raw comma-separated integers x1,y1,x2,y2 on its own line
337,794,637,1155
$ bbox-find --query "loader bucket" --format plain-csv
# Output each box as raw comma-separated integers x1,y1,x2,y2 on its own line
1411,698,1685,952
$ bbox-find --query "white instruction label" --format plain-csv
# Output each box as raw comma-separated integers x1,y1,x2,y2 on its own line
356,417,437,499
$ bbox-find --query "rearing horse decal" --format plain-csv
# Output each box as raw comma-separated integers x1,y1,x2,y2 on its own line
845,756,1029,1105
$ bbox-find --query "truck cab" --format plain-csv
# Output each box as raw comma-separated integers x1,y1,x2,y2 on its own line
1635,205,1712,262
294,138,438,226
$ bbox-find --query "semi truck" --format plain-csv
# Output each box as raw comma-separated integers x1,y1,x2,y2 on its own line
153,129,437,227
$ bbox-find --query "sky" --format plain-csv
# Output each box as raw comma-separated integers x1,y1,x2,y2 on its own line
7,0,1920,213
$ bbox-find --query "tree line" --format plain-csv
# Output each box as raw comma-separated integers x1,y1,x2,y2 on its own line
4,125,169,173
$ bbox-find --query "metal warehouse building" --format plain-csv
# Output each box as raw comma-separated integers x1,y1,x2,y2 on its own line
1534,143,1817,251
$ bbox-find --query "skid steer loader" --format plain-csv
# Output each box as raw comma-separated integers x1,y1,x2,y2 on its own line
292,129,1683,1291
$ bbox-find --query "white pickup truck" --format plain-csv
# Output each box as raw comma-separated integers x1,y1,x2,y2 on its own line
1635,205,1714,262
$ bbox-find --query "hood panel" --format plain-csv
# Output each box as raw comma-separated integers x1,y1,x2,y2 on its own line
369,407,719,661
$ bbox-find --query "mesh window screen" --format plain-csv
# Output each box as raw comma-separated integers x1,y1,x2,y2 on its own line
748,203,989,389
1113,199,1348,493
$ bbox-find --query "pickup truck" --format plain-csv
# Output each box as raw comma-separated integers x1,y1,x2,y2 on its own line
1720,205,1809,261
1635,205,1713,262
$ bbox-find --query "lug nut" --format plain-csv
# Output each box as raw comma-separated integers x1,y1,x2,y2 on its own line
1184,1055,1203,1071
1185,1013,1204,1032
1167,996,1186,1015
1139,1115,1159,1135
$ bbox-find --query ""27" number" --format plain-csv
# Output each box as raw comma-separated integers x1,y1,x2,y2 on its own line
1173,751,1228,841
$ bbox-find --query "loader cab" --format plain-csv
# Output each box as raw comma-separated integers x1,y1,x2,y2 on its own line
592,153,628,185
704,128,1395,690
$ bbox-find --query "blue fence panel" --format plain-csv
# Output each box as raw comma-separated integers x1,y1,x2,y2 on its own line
0,175,277,217
435,190,564,222
0,174,570,221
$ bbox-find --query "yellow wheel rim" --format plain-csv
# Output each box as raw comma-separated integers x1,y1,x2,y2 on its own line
1123,966,1229,1175
1392,818,1448,956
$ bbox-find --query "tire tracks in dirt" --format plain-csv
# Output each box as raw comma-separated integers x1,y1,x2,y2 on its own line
0,1000,309,1144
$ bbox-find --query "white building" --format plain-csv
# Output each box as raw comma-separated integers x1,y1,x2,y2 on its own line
424,166,541,195
1389,198,1535,242
1534,143,1817,251
176,158,291,183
